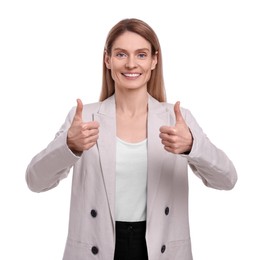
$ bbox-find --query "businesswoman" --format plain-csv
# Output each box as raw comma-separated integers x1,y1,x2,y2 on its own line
26,18,237,260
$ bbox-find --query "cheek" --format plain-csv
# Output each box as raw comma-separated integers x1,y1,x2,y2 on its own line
110,62,123,74
109,65,121,80
143,60,155,71
146,63,155,74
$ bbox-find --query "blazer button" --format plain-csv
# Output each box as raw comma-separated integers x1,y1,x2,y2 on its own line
90,209,97,218
91,246,99,255
165,207,169,215
161,245,166,253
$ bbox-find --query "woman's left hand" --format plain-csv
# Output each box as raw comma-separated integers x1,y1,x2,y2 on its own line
159,101,193,154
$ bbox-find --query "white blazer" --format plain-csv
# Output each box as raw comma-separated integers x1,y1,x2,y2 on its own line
26,95,237,260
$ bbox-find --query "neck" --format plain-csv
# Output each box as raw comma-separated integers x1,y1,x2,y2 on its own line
115,88,148,117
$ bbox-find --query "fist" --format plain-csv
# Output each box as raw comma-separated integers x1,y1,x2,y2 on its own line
159,101,193,154
67,99,99,154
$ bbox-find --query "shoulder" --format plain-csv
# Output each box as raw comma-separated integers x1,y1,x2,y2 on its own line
66,100,103,122
83,101,102,112
148,95,190,118
82,95,115,119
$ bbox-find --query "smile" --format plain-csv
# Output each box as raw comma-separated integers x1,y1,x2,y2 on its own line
122,73,141,78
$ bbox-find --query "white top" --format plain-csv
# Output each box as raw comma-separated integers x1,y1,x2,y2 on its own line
115,137,147,222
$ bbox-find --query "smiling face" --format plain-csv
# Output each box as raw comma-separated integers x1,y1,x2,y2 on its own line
105,31,157,92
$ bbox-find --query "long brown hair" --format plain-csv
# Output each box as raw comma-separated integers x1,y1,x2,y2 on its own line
99,18,166,102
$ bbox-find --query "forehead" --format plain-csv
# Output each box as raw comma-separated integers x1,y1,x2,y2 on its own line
112,31,151,51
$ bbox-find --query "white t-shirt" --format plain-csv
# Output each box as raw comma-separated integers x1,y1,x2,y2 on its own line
115,137,147,222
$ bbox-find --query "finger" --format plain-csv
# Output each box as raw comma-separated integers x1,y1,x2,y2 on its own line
162,141,179,150
174,101,184,124
79,135,99,147
73,98,83,122
164,146,179,154
82,128,99,138
78,141,97,152
160,133,177,143
84,142,97,151
83,121,100,130
160,126,176,135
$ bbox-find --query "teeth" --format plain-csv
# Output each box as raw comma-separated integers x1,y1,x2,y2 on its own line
123,73,140,77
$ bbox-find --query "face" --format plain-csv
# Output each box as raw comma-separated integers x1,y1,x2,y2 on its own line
105,31,157,92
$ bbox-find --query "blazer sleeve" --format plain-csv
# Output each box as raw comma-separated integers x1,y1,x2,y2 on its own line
182,108,238,190
25,107,80,193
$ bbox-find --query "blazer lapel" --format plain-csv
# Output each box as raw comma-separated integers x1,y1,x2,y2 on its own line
93,95,171,224
147,96,170,221
93,95,116,225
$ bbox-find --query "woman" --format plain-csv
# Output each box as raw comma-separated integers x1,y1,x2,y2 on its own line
26,18,237,260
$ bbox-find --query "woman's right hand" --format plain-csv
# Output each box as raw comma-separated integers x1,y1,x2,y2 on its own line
67,99,99,154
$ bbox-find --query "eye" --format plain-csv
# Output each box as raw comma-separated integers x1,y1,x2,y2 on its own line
137,53,147,59
115,52,127,58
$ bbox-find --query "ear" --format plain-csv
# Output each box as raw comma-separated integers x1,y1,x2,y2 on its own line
104,51,111,69
151,51,158,70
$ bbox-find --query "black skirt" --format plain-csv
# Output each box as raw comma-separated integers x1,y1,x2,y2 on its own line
114,221,148,260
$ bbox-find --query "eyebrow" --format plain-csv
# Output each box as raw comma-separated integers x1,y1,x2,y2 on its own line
112,47,150,52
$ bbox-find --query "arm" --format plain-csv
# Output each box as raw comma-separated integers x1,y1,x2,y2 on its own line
25,108,80,193
159,102,237,190
183,108,237,190
26,100,100,193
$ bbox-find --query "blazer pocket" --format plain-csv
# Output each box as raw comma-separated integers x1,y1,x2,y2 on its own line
63,238,92,260
66,237,91,249
167,239,193,260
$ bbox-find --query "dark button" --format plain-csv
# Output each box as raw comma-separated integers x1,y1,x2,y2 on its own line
161,245,166,253
91,246,99,255
90,209,97,218
128,225,133,232
165,207,169,215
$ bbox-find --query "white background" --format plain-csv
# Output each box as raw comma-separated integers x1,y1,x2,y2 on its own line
1,0,262,259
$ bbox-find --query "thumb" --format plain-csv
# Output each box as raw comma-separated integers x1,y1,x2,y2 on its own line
174,101,184,124
73,98,83,122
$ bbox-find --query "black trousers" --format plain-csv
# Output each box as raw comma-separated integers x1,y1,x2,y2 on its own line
114,221,148,260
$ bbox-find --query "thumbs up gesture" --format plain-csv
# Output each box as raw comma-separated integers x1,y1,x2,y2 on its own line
159,101,193,154
67,99,100,154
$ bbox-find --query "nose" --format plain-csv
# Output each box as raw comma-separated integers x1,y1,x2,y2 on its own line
125,56,137,69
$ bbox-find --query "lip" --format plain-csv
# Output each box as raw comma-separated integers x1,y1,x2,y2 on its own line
122,73,141,79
